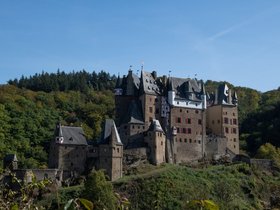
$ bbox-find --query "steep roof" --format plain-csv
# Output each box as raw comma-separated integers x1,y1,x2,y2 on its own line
140,71,161,95
168,77,204,101
148,119,164,133
122,100,144,124
56,125,88,145
100,119,122,145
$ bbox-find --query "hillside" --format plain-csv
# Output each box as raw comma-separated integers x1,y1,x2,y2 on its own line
0,70,279,168
38,163,280,210
113,163,280,210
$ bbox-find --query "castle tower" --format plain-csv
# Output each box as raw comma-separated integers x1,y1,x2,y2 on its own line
48,123,88,179
206,84,239,154
98,119,123,181
167,77,206,163
145,119,166,165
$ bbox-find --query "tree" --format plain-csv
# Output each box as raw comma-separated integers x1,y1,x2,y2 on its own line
82,170,117,210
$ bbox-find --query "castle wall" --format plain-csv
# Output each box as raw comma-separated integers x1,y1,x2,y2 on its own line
98,144,123,181
139,94,161,128
170,107,204,163
56,144,87,176
207,105,239,154
205,135,227,159
145,131,166,165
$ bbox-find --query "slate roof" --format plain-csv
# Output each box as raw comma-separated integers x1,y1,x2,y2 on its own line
122,100,144,124
140,71,161,95
4,154,18,162
57,125,88,145
148,119,164,133
99,119,122,145
168,77,205,101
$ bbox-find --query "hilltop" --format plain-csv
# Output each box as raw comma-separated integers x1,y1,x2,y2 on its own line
0,70,279,168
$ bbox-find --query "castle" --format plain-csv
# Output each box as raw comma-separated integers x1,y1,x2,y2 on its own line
3,69,239,182
115,69,239,165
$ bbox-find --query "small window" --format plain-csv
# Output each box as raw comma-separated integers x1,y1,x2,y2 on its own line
195,110,199,114
177,117,181,123
198,119,202,125
117,148,120,153
177,127,180,133
161,141,163,145
225,127,229,134
177,101,179,105
180,109,182,112
184,138,187,143
188,118,191,124
182,128,187,133
217,120,220,124
189,139,192,143
188,128,192,134
149,107,153,113
198,140,201,144
233,119,237,125
180,138,182,142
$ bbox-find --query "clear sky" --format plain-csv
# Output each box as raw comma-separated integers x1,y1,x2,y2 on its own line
1,0,280,92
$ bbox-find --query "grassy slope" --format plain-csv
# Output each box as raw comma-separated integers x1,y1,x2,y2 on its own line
114,163,280,210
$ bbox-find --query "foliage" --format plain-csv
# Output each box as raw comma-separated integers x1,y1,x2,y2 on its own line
0,171,52,209
82,170,117,210
8,70,117,93
256,143,280,167
184,199,219,210
115,163,280,210
64,198,94,210
0,85,114,168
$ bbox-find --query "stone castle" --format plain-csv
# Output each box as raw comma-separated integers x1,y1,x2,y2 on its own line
3,69,239,182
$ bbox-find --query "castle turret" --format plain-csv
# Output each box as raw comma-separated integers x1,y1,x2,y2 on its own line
145,119,166,165
99,119,123,181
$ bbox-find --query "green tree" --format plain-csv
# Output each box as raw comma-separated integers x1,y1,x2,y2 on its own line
82,170,117,210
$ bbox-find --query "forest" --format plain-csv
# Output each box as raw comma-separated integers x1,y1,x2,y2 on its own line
0,70,279,168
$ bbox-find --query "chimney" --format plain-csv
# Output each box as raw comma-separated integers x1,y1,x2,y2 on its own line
152,71,157,80
228,89,232,104
214,89,218,104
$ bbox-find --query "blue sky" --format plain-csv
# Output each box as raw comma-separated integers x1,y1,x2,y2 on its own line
0,1,280,92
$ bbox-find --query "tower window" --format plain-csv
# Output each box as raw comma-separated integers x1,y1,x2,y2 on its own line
198,119,202,125
149,107,153,113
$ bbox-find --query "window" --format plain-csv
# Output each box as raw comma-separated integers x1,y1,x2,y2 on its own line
232,128,237,134
233,119,237,125
195,110,199,114
117,148,120,153
132,125,135,129
161,141,163,145
234,138,236,142
184,138,187,143
149,107,153,113
225,127,229,134
189,139,192,143
188,128,192,134
198,140,201,144
177,117,181,123
188,118,191,124
182,128,187,133
149,117,153,122
177,127,180,133
180,138,182,142
198,119,202,125
230,119,232,125
233,112,235,116
180,109,182,112
217,120,220,124
224,117,229,124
